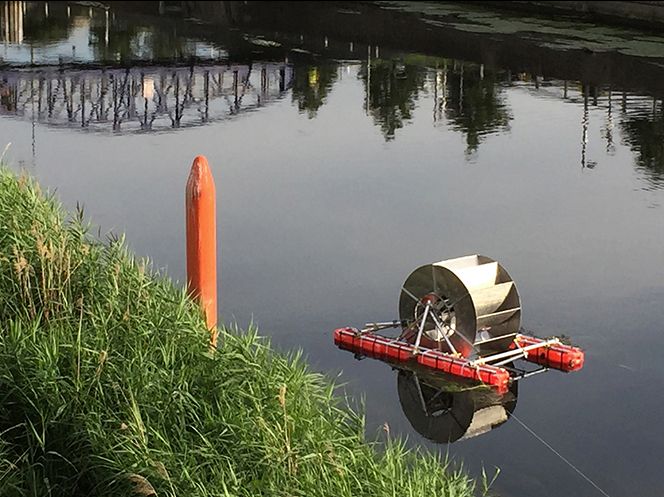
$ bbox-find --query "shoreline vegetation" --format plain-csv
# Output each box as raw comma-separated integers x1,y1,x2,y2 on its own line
0,167,479,496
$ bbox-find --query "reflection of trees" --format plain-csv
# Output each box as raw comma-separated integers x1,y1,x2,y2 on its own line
89,21,137,62
621,109,664,187
1,2,71,45
89,22,189,63
291,63,338,118
357,58,511,147
0,64,291,133
21,8,69,44
0,78,16,112
443,63,511,154
359,60,426,140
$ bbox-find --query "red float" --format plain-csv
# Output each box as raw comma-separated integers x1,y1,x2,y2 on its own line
334,328,511,394
511,335,585,372
334,327,584,394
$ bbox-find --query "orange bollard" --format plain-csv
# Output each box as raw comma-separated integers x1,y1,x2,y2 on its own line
186,155,218,348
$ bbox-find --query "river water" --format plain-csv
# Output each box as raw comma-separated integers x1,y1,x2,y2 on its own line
1,2,664,496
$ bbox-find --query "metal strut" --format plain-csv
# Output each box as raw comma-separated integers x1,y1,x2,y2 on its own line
471,337,561,367
413,301,431,353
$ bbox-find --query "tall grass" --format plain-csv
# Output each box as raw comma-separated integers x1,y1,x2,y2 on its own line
0,168,477,496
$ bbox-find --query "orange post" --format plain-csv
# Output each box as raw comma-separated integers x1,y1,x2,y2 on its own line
186,155,218,347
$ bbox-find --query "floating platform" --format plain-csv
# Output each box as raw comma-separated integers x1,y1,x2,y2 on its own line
334,327,584,394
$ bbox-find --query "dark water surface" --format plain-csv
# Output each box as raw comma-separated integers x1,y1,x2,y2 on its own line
2,2,664,496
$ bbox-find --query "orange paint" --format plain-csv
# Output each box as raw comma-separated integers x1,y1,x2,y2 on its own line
186,155,218,347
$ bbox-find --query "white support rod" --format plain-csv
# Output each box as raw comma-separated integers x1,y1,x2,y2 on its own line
430,312,458,355
473,332,518,346
413,303,431,350
494,355,529,367
413,374,429,414
360,320,403,333
472,338,560,366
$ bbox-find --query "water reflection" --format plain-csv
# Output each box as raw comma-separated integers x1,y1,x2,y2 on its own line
2,1,664,189
291,63,338,118
621,104,664,189
0,64,293,133
397,368,518,444
3,2,106,64
3,61,664,190
2,1,24,44
358,55,512,148
360,58,426,140
0,1,228,65
563,85,664,187
438,61,511,154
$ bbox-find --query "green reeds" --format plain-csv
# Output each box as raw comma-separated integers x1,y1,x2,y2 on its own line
0,168,477,496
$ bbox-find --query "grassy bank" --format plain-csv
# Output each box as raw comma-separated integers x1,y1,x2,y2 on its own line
0,168,477,496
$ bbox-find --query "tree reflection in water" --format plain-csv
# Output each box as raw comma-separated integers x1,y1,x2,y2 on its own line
358,56,511,151
620,103,664,189
2,1,664,191
291,63,339,119
442,62,511,156
359,59,426,140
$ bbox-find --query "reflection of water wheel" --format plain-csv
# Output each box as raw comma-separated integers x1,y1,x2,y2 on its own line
399,255,521,357
397,370,475,443
397,369,518,444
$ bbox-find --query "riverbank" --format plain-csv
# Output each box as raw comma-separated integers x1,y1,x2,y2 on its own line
0,167,478,496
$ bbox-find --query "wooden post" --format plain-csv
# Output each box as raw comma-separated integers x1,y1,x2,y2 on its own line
186,155,218,347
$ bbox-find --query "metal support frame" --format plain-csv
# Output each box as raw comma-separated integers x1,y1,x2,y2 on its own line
356,318,560,383
471,338,561,367
413,302,431,353
473,332,518,347
429,311,458,355
361,320,406,334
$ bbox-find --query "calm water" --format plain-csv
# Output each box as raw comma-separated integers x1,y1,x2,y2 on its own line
2,2,664,496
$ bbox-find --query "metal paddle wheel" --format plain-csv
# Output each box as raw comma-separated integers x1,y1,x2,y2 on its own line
334,255,584,394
